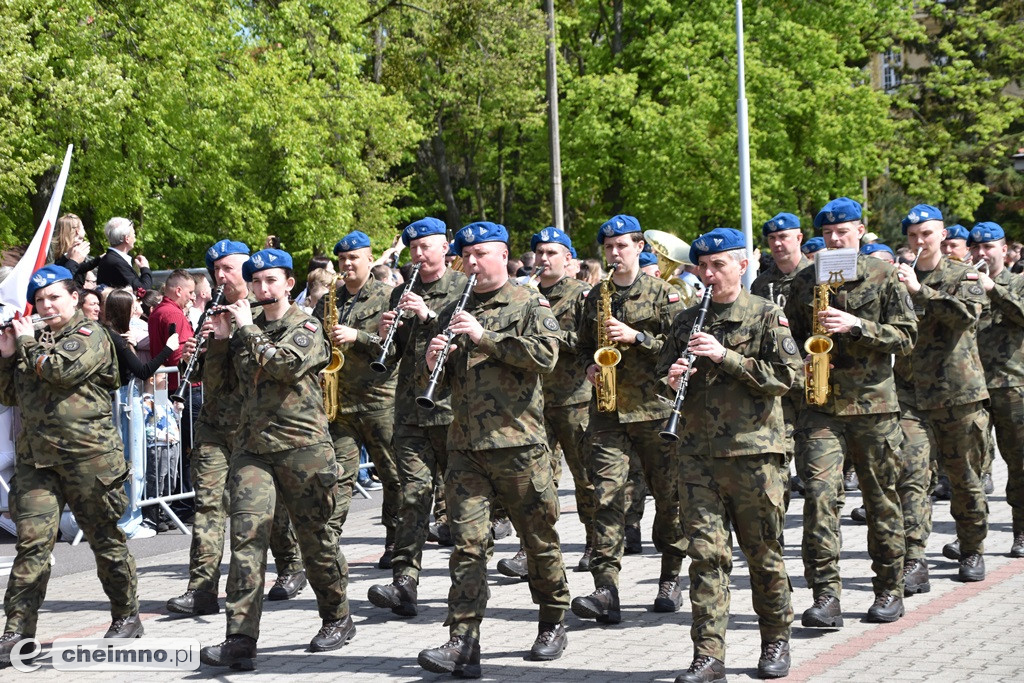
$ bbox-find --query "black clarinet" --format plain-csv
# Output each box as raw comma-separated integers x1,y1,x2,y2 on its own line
371,262,422,373
659,284,714,442
417,273,477,409
170,286,225,405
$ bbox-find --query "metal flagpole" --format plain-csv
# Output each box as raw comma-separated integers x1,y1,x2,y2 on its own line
545,0,564,231
736,0,754,289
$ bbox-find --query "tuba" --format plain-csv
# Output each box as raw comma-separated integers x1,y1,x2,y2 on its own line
644,229,699,307
594,265,622,412
321,274,344,421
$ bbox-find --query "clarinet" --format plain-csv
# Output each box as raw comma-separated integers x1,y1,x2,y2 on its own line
371,262,422,373
170,286,225,405
417,273,477,409
659,284,714,442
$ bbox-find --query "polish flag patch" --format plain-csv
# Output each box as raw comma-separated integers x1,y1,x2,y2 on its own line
779,316,789,327
303,322,318,332
77,327,92,336
538,297,551,308
668,293,680,303
965,272,979,281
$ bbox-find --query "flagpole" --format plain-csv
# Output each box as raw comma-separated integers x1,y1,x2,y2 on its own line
736,0,754,290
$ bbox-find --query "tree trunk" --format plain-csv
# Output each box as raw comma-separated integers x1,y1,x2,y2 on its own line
497,128,506,226
431,115,460,229
612,0,623,57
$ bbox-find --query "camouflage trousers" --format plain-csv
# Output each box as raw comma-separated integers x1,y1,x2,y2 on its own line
329,420,360,540
589,419,686,587
391,422,450,582
990,387,1024,534
188,439,302,593
624,452,648,529
543,402,595,543
225,442,348,640
795,411,905,598
5,451,138,635
896,406,934,561
919,401,989,555
332,407,400,537
444,445,569,640
681,453,792,662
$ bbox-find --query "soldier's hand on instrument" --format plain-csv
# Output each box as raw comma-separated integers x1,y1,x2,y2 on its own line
666,357,695,390
449,311,483,344
586,363,600,387
229,299,253,328
379,309,398,337
209,312,232,340
688,332,726,363
818,306,858,335
897,262,921,294
0,325,16,358
978,271,995,293
605,316,638,344
426,334,453,371
400,291,430,321
332,324,357,345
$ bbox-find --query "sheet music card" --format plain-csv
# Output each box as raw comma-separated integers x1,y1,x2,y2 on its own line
814,248,858,284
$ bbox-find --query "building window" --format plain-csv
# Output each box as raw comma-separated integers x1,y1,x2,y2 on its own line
882,48,902,93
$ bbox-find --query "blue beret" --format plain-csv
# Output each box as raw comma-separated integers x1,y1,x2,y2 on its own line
689,228,746,264
638,250,658,269
762,212,801,237
967,222,1005,246
205,239,250,271
901,204,943,234
860,242,895,259
597,215,642,244
452,221,509,257
813,197,862,229
402,218,446,247
27,264,73,301
530,227,574,253
801,236,826,255
334,231,372,254
944,224,969,241
243,248,293,282
570,246,578,259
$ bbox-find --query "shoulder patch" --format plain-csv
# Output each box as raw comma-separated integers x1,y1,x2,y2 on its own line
293,332,311,348
582,289,591,298
965,272,979,281
905,293,915,310
77,327,92,336
968,284,983,296
303,321,318,332
668,293,680,303
543,317,560,332
537,297,551,308
778,316,789,328
781,336,798,356
898,273,906,282
62,339,81,352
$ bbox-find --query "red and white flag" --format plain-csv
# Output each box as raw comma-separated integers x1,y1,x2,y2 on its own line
0,144,74,316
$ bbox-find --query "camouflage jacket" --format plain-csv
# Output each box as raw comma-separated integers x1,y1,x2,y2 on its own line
194,297,254,448
538,276,592,407
235,304,331,454
657,290,800,457
389,268,469,427
314,277,396,415
786,255,917,416
978,268,1024,388
0,311,121,466
434,280,559,452
579,273,685,426
751,255,812,310
894,256,989,409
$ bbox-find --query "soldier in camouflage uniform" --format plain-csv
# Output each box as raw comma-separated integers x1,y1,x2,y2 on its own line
785,197,917,627
368,218,467,617
894,206,990,591
660,228,800,683
416,222,570,678
1,266,143,666
751,212,812,504
969,223,1024,558
315,231,399,566
496,227,596,579
200,249,353,670
166,239,304,617
573,215,687,624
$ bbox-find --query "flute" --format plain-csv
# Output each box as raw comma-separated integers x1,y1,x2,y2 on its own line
417,273,477,410
371,263,422,374
0,314,58,331
208,297,279,314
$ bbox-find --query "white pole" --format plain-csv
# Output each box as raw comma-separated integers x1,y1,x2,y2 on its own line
736,0,754,289
545,0,564,231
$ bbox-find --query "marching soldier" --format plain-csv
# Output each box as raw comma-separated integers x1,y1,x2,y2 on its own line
661,228,800,682
317,231,399,566
940,224,971,262
368,218,466,617
895,206,990,590
417,222,570,677
573,215,687,623
200,249,353,669
969,222,1024,558
785,197,917,626
496,227,597,578
1,265,143,667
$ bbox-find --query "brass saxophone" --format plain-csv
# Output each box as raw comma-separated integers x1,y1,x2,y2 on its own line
321,274,344,421
594,265,622,412
804,277,840,406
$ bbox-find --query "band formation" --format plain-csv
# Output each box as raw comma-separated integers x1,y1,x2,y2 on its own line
1,197,1022,683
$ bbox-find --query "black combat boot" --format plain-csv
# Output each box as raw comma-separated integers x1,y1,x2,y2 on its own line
200,634,257,670
267,569,307,600
367,575,418,617
801,594,843,627
866,593,904,623
309,615,356,652
378,528,396,569
674,655,727,683
0,633,38,668
576,545,593,573
104,614,144,638
903,558,930,595
653,576,684,612
933,475,952,501
529,621,567,661
982,472,994,495
942,539,961,560
843,468,859,491
490,517,513,540
497,547,529,580
624,525,642,554
1011,532,1024,559
570,585,621,624
166,589,219,616
418,635,481,678
757,641,790,679
850,506,867,523
958,552,985,582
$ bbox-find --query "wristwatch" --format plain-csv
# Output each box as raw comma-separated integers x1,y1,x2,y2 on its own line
849,320,863,339
633,331,647,346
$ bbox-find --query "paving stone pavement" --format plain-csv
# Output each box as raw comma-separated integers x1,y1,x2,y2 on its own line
2,455,1022,681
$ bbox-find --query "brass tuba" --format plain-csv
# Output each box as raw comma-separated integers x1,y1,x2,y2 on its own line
594,265,622,412
643,229,699,307
321,274,344,421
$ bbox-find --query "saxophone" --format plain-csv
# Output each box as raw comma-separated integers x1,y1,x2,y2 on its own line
804,275,841,406
321,274,344,421
594,265,622,412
